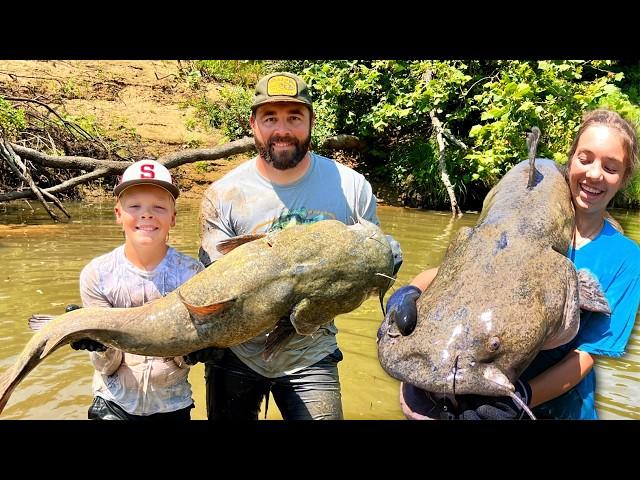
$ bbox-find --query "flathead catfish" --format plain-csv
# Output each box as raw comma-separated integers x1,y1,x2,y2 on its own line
377,158,610,412
0,218,394,414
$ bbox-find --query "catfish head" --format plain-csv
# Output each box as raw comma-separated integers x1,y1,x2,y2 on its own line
377,226,558,410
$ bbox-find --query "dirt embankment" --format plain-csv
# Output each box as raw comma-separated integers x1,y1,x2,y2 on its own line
0,60,252,200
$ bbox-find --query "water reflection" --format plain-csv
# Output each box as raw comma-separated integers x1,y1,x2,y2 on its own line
0,200,638,419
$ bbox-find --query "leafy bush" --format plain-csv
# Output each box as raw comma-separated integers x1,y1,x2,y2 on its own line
193,85,254,140
0,97,27,138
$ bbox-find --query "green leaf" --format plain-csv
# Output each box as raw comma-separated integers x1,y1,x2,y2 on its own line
513,83,532,99
469,124,483,137
517,100,535,112
504,82,518,95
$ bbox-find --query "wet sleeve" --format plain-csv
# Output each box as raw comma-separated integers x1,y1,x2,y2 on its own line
79,263,112,309
357,177,380,226
90,350,123,375
79,262,123,372
198,187,237,266
575,253,640,357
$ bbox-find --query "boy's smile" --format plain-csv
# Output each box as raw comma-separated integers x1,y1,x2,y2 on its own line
115,184,176,250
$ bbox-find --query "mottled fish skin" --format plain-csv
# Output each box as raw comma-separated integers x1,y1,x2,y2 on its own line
378,159,588,398
0,218,394,414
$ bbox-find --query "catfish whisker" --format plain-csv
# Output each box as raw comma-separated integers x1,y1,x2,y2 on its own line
485,378,537,420
375,272,397,282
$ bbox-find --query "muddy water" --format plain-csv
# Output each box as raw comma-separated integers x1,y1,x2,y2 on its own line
1,200,638,419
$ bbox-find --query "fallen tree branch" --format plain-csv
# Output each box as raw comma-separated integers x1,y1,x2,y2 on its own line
159,136,256,168
0,138,67,221
0,168,111,202
10,143,131,169
1,132,363,218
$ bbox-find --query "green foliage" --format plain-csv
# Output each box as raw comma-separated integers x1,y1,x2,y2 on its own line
62,80,78,98
183,61,265,88
466,60,623,182
194,160,211,173
192,85,254,140
60,114,104,139
0,97,27,138
293,60,640,208
386,138,475,208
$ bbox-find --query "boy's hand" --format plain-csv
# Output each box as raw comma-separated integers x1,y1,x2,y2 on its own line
64,304,107,352
71,339,107,352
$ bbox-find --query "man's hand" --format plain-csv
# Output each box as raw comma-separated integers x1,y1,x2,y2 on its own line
183,347,226,366
456,380,533,420
381,285,422,337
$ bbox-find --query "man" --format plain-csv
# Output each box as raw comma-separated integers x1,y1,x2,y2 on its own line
186,71,401,420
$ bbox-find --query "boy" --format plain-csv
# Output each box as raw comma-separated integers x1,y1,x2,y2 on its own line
74,159,204,420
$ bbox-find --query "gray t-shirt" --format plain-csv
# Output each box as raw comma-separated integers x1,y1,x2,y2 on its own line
199,153,379,377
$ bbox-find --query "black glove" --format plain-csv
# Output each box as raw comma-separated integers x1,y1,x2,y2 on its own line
380,285,422,337
456,379,533,420
71,338,107,352
64,304,108,352
183,347,226,366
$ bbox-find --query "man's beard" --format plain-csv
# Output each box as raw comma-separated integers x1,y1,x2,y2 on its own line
256,134,311,170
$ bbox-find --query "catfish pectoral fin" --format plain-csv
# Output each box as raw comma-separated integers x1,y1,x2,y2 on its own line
289,298,325,335
576,269,611,314
215,233,266,254
176,290,236,324
263,317,297,362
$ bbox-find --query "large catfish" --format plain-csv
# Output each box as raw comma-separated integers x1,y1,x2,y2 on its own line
377,156,610,417
0,218,394,414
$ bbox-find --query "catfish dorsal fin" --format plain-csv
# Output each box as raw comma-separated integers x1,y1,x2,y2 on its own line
176,290,236,325
216,233,266,255
526,126,541,190
28,314,55,332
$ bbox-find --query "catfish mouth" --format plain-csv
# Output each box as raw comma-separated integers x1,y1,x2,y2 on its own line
400,382,452,420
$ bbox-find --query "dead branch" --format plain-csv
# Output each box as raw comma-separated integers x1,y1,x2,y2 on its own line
10,143,130,170
6,96,111,152
0,137,257,211
159,136,256,168
1,131,369,222
424,70,463,218
0,168,111,202
0,138,68,221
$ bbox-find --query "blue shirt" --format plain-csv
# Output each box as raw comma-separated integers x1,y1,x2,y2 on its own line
522,220,640,419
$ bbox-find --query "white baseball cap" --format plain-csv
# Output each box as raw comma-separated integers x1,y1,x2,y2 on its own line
113,159,180,199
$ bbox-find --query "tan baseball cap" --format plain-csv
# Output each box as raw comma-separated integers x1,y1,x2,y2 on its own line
113,159,180,199
251,72,313,110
